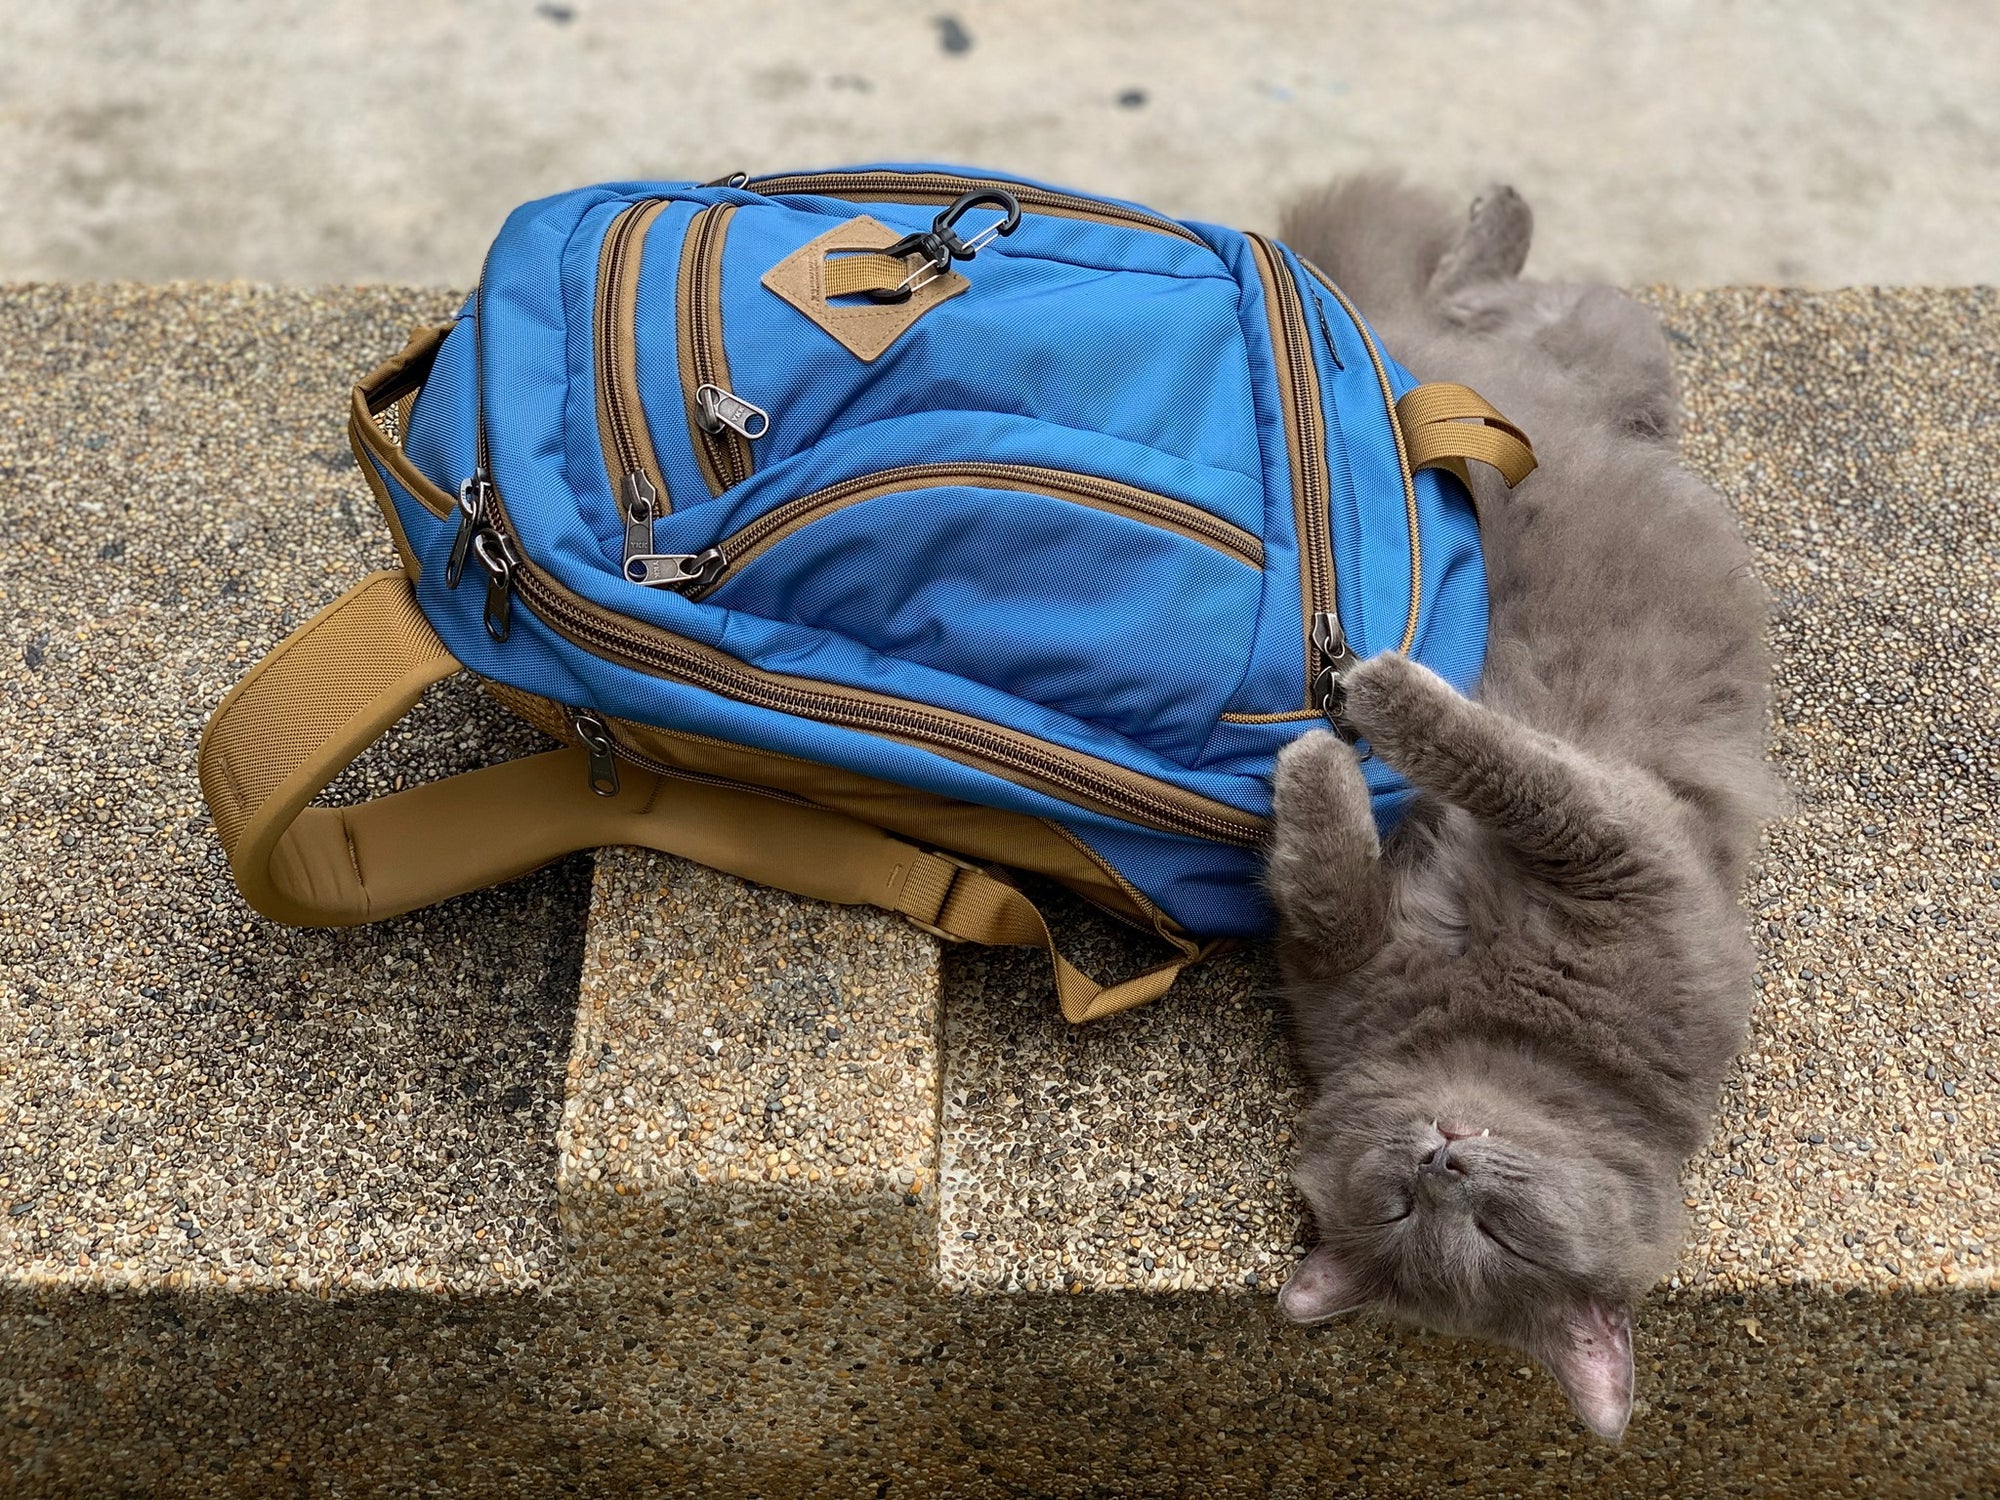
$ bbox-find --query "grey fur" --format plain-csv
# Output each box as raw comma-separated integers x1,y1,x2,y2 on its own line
1266,178,1779,1443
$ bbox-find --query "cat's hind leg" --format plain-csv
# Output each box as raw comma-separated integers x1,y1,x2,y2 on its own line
1267,730,1392,981
1429,183,1533,297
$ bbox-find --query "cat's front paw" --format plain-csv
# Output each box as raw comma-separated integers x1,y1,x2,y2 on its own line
1274,729,1378,855
1340,652,1461,761
1269,731,1390,975
1269,729,1380,904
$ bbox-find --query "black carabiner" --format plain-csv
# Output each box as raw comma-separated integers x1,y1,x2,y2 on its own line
865,187,1023,303
931,189,1022,261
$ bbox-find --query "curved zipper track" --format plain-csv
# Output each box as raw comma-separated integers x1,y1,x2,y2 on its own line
598,202,655,489
687,461,1262,600
1298,260,1426,657
749,169,1208,248
478,492,1264,848
1248,233,1338,706
680,203,750,492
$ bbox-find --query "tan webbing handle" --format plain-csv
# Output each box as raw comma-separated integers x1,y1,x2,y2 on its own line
1395,382,1538,489
198,570,1213,1023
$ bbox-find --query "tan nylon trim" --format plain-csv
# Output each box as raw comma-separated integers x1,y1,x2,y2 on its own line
761,216,968,363
349,323,457,522
1297,264,1426,656
595,198,673,511
1394,382,1539,488
351,418,424,581
202,577,1216,1018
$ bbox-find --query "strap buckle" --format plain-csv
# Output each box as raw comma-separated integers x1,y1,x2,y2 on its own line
903,849,995,943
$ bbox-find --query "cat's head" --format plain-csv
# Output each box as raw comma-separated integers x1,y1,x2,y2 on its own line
1277,1045,1683,1441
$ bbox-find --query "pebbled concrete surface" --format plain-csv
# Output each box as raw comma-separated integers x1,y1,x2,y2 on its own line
0,284,590,1293
3,1,1998,288
0,282,1996,1492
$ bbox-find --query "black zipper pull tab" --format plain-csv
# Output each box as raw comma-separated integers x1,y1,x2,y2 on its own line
620,471,659,571
472,529,519,642
571,710,621,797
446,471,491,589
1310,611,1362,740
625,545,728,590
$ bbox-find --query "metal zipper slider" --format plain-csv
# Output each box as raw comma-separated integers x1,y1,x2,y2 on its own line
472,528,520,642
625,546,727,590
693,384,770,441
1310,611,1362,738
446,471,491,589
571,710,621,797
620,471,660,569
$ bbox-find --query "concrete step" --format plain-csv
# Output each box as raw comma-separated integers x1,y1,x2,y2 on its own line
2,283,1996,1496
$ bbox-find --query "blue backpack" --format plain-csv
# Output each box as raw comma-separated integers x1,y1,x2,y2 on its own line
199,165,1535,1021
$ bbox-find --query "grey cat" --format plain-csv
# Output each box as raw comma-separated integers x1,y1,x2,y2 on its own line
1264,178,1778,1442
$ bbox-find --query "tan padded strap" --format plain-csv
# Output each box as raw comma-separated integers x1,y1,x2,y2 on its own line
198,571,1213,1020
1395,382,1538,488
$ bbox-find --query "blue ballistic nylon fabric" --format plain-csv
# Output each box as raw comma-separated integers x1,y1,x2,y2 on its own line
394,166,1491,940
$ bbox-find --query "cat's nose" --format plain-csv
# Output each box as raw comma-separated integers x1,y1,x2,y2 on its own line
1419,1142,1465,1179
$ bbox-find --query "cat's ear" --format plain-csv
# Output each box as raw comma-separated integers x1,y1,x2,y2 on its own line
1276,1244,1373,1324
1529,1300,1635,1443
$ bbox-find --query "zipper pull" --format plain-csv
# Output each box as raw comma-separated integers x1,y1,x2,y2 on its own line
694,384,770,442
620,471,659,570
472,529,519,642
571,710,621,797
446,471,491,589
1310,611,1362,739
625,546,728,590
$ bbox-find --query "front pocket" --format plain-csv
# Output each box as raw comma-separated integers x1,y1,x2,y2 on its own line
685,200,1257,486
684,461,1262,598
692,463,1264,758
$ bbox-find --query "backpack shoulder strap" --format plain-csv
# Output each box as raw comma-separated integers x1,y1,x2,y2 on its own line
198,570,1215,1022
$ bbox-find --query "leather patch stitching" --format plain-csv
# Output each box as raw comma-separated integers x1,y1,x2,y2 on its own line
761,216,968,362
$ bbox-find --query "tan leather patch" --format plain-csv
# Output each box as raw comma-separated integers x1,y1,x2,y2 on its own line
760,216,968,362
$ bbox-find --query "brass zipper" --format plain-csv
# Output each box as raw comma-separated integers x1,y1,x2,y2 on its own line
684,461,1263,602
568,706,826,810
476,486,1264,847
749,168,1208,248
596,199,674,574
1248,233,1356,718
677,203,756,493
1298,260,1426,657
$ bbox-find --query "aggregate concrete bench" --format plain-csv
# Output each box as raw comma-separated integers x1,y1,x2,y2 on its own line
1,284,1994,1497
